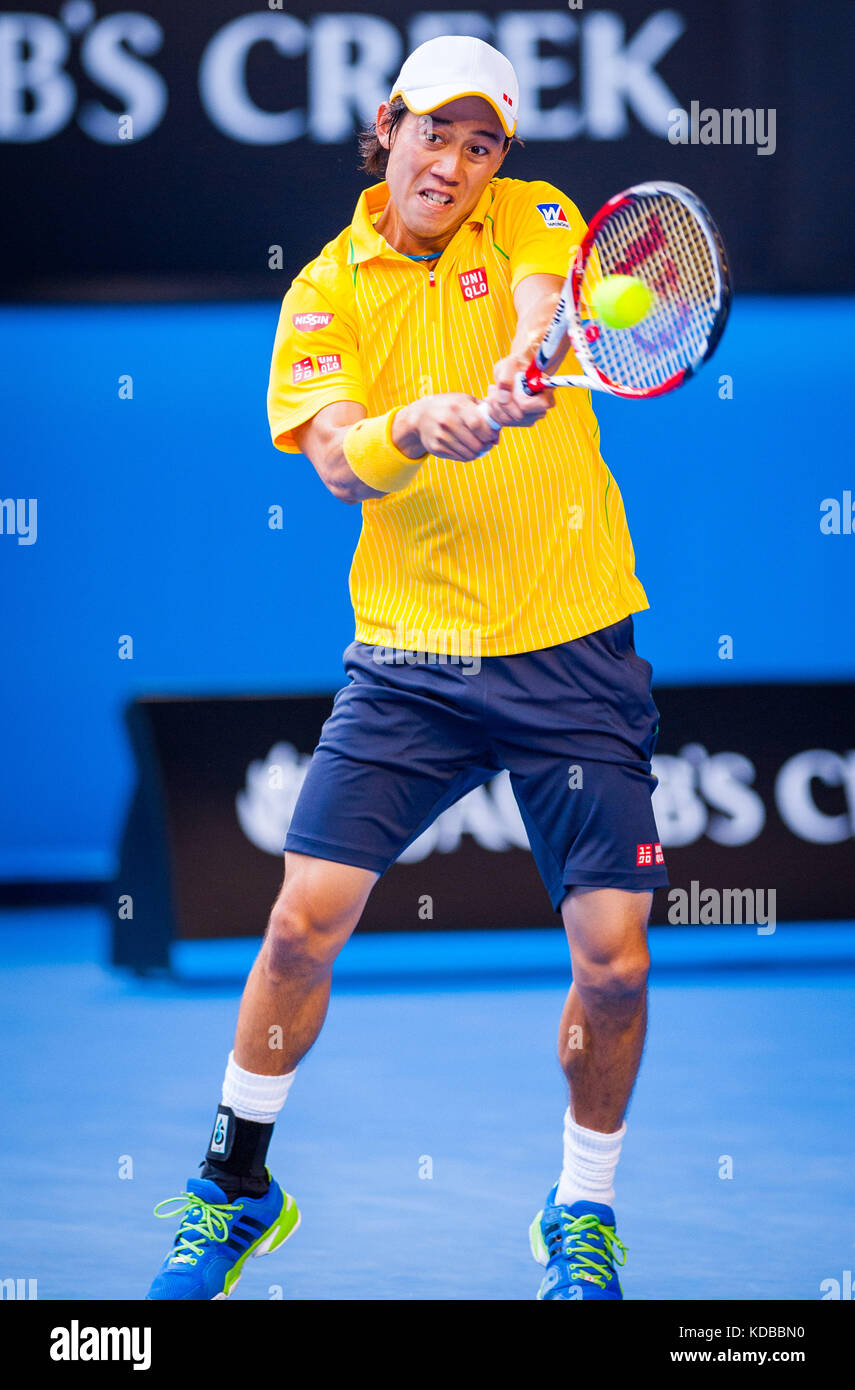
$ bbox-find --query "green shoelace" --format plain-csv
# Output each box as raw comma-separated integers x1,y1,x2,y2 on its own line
153,1192,240,1266
560,1213,627,1290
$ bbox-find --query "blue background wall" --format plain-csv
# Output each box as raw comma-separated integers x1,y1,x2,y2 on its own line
2,297,853,881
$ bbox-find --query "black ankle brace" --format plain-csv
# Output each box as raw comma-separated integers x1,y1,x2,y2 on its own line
201,1105,273,1195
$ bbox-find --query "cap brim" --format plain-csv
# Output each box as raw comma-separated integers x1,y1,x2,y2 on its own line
389,84,516,138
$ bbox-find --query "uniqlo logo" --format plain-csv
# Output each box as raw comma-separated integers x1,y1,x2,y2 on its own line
654,842,665,865
292,356,313,383
636,843,653,867
317,352,342,375
459,267,489,301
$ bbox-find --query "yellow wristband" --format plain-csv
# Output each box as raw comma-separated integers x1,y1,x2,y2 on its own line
342,409,426,494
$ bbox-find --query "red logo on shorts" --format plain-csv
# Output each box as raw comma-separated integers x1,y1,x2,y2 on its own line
292,356,313,383
636,842,664,866
459,267,489,301
317,353,342,375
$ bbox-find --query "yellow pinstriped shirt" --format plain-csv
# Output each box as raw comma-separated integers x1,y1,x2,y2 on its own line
267,176,648,656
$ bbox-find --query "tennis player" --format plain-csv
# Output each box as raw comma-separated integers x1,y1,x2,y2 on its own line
147,34,668,1302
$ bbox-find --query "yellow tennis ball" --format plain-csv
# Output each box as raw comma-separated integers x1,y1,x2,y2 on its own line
590,275,653,329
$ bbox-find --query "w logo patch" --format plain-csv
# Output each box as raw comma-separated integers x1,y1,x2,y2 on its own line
536,202,570,229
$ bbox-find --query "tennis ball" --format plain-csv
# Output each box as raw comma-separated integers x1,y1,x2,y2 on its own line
590,275,653,329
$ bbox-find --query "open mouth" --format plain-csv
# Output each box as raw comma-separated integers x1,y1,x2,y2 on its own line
419,189,453,208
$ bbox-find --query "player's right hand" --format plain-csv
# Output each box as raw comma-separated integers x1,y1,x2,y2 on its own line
410,394,500,462
486,351,555,429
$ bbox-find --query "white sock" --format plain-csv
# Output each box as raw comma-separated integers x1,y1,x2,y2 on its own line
221,1051,297,1124
555,1106,626,1208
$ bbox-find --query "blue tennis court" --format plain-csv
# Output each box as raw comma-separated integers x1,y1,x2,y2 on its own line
3,3,853,1324
3,909,852,1301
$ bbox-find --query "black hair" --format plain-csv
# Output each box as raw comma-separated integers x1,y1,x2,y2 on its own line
357,99,517,177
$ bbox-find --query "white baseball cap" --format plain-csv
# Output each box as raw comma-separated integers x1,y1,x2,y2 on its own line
389,35,519,138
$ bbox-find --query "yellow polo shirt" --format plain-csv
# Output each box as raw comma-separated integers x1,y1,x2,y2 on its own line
267,176,648,655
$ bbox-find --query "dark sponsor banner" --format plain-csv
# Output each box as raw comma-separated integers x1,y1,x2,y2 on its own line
2,0,853,297
111,682,855,971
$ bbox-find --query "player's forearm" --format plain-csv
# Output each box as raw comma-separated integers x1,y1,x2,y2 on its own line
329,454,388,504
507,289,563,371
300,394,495,499
301,401,430,504
310,448,385,504
330,405,427,502
296,408,388,503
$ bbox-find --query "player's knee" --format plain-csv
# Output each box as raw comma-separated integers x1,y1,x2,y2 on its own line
263,899,342,978
574,948,650,1010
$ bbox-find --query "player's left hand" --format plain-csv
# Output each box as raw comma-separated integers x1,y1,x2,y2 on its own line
485,353,555,429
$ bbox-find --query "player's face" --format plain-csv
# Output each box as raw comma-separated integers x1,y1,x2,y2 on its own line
378,96,507,253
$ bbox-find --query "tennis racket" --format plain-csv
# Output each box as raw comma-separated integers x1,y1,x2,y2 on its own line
480,180,731,428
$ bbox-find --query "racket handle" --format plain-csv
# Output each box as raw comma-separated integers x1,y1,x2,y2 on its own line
476,368,539,434
477,401,502,432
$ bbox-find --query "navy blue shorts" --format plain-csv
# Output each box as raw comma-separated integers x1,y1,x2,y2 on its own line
284,616,668,912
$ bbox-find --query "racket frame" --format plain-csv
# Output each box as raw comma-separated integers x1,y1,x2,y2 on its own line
482,180,732,426
567,181,731,399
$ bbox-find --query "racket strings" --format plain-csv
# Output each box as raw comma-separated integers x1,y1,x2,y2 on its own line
578,192,724,393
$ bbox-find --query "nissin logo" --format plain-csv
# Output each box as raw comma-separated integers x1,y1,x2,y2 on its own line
292,313,334,331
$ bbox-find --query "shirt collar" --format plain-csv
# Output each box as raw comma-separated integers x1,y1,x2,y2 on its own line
347,180,496,266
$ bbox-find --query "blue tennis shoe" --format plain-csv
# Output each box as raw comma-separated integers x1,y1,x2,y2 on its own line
146,1173,299,1300
530,1183,627,1300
